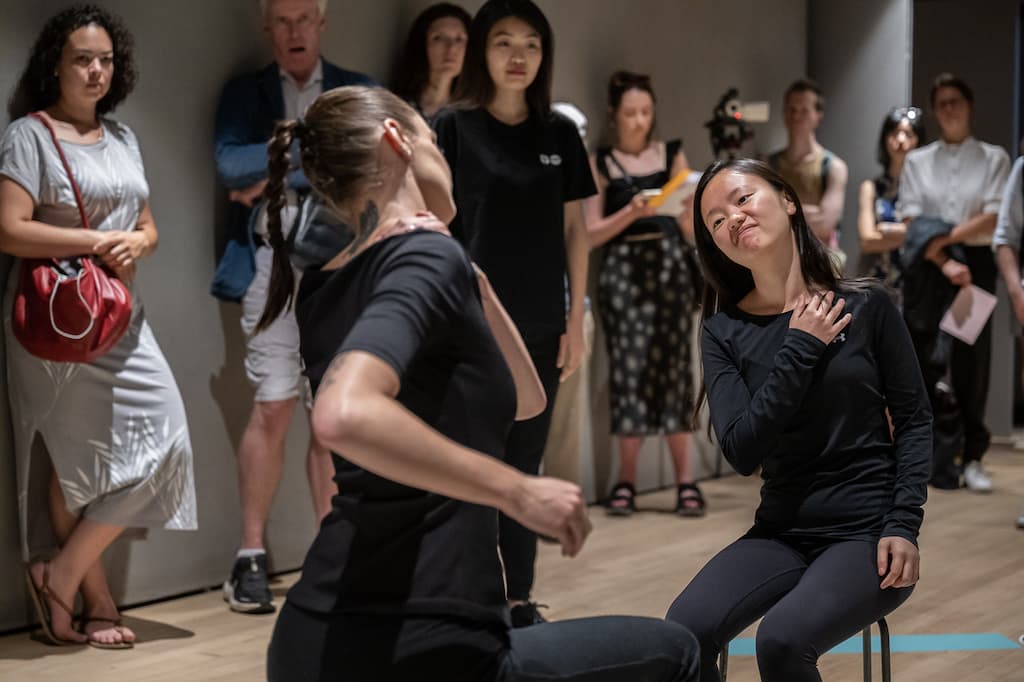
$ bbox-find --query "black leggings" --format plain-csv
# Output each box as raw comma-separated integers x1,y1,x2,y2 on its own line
267,601,700,682
501,335,562,601
665,537,913,682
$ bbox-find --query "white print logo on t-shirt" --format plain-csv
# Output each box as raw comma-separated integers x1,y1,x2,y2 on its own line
539,154,562,166
832,332,846,344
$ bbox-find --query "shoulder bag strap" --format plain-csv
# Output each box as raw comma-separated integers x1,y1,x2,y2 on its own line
603,148,639,191
28,112,92,230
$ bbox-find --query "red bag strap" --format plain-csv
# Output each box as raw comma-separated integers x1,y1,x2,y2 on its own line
28,112,92,230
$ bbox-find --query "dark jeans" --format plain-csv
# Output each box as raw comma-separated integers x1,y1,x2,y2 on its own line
267,601,700,682
666,538,913,682
501,335,562,601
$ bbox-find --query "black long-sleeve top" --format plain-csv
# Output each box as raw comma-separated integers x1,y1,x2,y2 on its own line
702,287,932,545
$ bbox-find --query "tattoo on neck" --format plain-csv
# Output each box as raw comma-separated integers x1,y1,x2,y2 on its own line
346,201,379,253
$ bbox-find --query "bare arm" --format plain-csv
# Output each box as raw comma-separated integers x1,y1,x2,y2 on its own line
0,177,102,258
311,351,591,556
946,212,998,244
560,200,589,381
806,156,848,243
582,156,650,248
472,264,546,420
996,244,1024,324
858,179,905,254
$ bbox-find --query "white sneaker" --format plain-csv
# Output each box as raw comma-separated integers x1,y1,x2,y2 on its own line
963,461,993,493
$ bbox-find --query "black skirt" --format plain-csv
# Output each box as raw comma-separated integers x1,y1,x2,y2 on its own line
597,235,698,436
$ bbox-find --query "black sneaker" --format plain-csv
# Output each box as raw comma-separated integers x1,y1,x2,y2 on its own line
509,602,548,628
222,554,275,614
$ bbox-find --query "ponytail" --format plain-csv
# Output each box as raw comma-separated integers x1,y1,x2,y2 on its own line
255,119,300,333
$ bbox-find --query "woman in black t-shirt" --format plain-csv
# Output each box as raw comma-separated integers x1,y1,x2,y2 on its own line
665,159,930,682
584,71,703,518
433,0,596,627
257,87,698,682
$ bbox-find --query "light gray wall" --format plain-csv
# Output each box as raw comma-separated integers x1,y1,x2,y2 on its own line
807,0,914,269
0,0,806,630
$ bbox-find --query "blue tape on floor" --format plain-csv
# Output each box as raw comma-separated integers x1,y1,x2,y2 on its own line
726,633,1021,656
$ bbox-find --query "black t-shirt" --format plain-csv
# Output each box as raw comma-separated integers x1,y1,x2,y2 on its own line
286,231,516,628
701,287,931,545
433,107,597,339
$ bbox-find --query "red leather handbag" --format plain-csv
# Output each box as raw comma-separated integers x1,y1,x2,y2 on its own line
11,113,132,363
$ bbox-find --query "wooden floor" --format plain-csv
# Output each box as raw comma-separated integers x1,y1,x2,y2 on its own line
2,448,1022,681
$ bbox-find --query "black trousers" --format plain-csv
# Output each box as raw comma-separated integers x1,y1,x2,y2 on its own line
501,335,562,601
951,246,996,463
907,245,995,480
666,537,913,682
267,601,701,682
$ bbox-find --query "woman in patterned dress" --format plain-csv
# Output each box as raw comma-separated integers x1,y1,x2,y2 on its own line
0,5,196,648
584,71,704,517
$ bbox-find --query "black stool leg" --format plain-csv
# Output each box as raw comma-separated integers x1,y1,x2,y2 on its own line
863,624,873,682
878,617,892,682
719,641,729,682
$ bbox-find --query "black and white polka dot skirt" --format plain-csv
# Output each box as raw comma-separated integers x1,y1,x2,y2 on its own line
597,236,698,436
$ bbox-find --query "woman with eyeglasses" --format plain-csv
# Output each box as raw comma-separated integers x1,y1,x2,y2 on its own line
856,107,925,285
583,70,703,518
392,3,471,122
898,73,1010,492
432,0,596,627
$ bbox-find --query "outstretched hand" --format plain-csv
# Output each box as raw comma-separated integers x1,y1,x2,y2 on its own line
789,291,852,344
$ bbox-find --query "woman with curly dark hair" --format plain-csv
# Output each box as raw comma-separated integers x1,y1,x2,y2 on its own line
0,4,196,649
392,2,471,121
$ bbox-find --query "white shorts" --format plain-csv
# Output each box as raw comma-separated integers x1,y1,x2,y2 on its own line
241,246,311,406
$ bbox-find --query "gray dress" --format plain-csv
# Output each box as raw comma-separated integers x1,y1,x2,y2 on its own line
0,116,197,560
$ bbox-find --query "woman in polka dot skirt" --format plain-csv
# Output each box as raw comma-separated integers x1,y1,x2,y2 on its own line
584,71,703,517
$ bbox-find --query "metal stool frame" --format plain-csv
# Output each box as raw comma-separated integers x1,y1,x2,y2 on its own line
719,616,891,682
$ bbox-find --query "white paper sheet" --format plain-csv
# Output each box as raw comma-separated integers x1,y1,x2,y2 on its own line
939,284,997,345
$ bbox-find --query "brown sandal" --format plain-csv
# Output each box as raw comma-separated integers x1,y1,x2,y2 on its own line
79,614,134,649
23,562,83,646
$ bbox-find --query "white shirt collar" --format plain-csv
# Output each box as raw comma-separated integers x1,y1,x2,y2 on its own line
279,59,323,90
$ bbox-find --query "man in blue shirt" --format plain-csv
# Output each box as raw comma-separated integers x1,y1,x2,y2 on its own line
212,0,374,615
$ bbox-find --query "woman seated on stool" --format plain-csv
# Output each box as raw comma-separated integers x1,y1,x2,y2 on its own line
666,158,931,682
260,85,700,682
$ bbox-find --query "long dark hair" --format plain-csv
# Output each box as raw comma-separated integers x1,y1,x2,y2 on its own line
392,3,471,105
690,158,871,429
256,86,421,332
8,4,137,120
452,0,554,117
875,106,925,195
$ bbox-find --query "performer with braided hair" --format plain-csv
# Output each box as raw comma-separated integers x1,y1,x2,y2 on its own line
260,85,699,682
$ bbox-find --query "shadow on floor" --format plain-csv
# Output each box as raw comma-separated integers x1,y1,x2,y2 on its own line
4,615,193,661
